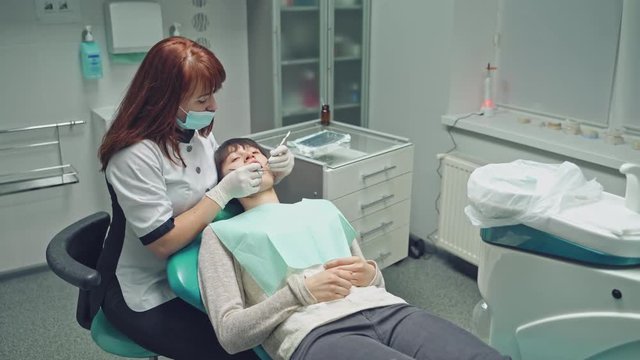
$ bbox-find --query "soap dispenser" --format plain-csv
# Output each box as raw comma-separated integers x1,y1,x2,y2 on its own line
620,163,640,213
169,22,182,37
80,25,103,80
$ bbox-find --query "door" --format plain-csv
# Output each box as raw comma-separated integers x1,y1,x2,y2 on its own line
328,0,369,126
278,0,324,127
272,0,369,128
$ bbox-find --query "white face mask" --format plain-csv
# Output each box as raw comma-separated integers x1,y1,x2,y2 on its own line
177,107,215,130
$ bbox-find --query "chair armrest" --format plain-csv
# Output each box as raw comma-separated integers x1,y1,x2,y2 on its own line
46,212,110,289
47,249,101,290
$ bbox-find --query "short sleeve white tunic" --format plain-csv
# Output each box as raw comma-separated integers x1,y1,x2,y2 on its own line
106,133,218,312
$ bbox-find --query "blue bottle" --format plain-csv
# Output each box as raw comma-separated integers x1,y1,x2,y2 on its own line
80,25,103,80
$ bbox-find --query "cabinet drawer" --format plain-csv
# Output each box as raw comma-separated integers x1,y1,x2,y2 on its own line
359,225,410,269
350,200,410,243
324,146,413,199
332,173,412,222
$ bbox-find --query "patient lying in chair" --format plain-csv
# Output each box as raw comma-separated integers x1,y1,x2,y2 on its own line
198,138,510,360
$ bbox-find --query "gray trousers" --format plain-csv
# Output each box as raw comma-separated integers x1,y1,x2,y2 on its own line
291,304,510,360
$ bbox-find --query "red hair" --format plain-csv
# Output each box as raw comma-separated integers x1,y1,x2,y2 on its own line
98,37,226,170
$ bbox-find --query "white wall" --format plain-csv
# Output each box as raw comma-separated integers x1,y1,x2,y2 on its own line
368,0,626,243
0,0,250,273
444,0,626,195
2,0,629,272
447,0,499,114
368,0,455,240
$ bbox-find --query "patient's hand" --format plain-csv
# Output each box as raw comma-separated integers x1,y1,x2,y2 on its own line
304,268,353,302
324,256,375,287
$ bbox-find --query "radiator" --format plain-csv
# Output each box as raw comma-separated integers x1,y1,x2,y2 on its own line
436,154,483,265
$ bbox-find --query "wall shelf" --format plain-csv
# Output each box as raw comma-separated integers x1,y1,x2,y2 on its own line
281,58,319,66
335,6,363,10
0,164,79,196
334,102,360,110
281,6,319,12
0,121,84,196
334,56,361,62
442,109,639,170
283,107,318,118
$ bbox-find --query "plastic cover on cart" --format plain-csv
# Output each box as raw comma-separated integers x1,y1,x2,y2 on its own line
465,160,602,228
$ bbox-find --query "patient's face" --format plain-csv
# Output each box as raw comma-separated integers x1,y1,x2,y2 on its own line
220,145,274,190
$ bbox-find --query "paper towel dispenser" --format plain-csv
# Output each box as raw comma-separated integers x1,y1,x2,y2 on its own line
105,1,164,54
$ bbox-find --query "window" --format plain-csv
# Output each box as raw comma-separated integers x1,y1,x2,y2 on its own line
496,0,623,127
613,0,640,133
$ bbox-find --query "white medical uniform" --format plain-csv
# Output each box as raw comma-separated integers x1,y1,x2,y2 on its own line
106,132,218,312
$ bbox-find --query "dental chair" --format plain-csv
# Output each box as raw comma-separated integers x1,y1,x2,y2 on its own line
470,163,640,360
167,199,272,360
47,203,271,360
46,212,158,359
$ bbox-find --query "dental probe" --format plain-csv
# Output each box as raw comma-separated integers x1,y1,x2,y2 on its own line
277,131,291,148
265,131,291,173
268,131,291,161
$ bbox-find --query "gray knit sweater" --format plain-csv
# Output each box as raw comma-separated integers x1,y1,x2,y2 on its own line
198,225,406,360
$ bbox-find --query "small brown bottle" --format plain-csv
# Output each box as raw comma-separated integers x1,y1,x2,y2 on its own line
320,104,331,126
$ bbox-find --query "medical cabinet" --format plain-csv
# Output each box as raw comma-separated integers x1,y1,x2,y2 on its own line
246,0,371,131
251,120,414,269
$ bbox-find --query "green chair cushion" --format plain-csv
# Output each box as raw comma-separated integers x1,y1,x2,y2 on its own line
90,309,157,358
167,201,272,360
252,344,272,360
166,233,206,311
167,200,244,312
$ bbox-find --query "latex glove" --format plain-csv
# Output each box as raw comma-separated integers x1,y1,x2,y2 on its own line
324,256,376,287
206,163,262,208
304,268,353,302
268,145,294,184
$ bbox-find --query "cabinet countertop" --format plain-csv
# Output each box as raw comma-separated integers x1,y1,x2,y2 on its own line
250,120,412,169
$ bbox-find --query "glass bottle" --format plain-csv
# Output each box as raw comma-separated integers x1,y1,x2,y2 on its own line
320,104,331,126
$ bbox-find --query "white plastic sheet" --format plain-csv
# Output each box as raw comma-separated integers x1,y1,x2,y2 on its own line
465,160,602,228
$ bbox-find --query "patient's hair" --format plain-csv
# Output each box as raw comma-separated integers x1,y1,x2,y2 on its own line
214,138,269,178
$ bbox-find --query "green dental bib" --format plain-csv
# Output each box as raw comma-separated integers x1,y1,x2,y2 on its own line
211,199,356,295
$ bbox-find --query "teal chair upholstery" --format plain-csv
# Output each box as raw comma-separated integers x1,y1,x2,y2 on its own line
90,309,156,358
167,201,272,360
46,212,157,359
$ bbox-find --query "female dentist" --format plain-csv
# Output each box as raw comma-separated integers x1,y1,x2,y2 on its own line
96,37,293,359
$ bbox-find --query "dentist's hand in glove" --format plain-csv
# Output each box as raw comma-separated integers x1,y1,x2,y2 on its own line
205,163,262,208
268,145,294,184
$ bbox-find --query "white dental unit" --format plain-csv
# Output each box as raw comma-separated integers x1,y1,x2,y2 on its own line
469,162,640,360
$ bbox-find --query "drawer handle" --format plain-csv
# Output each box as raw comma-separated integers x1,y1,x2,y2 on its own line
360,194,395,211
360,221,394,240
374,251,392,263
361,165,397,181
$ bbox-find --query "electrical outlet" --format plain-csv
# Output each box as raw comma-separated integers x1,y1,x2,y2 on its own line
35,0,81,24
